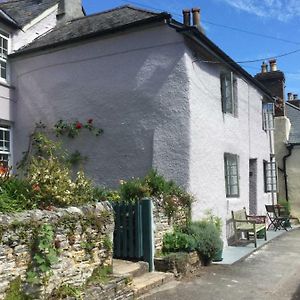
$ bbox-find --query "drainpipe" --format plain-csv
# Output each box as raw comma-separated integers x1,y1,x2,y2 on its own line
283,143,300,201
283,144,293,201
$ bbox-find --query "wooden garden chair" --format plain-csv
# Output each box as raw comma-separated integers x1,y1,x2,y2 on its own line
265,205,291,231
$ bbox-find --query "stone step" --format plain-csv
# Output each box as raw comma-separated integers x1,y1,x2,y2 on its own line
132,271,174,298
113,259,149,278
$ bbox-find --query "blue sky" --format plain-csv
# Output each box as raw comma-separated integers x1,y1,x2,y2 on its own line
83,0,300,98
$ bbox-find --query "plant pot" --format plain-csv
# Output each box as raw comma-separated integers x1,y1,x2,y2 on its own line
200,255,212,266
212,248,223,262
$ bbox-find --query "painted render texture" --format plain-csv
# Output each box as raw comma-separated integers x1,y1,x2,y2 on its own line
11,23,273,243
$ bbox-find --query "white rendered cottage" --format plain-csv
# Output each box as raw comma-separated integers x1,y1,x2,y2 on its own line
3,1,276,242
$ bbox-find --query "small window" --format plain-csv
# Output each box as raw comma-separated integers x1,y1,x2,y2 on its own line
264,160,277,192
262,103,274,131
220,71,238,116
0,29,9,80
224,153,239,197
0,126,11,167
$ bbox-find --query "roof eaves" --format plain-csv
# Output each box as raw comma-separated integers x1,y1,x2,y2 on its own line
0,9,20,29
169,21,273,102
10,12,170,58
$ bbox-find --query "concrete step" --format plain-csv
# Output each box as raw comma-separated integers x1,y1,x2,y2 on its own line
132,271,174,298
113,259,149,278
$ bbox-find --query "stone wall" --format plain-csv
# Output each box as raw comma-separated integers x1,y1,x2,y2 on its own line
153,198,188,251
0,202,114,299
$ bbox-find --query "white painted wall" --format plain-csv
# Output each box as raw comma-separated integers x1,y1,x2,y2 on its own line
186,50,273,241
11,24,191,188
11,23,274,242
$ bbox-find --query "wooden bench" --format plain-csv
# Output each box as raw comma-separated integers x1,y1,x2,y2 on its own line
231,208,267,248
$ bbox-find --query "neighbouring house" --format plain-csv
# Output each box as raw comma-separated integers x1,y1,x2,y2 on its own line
255,61,300,219
2,0,276,244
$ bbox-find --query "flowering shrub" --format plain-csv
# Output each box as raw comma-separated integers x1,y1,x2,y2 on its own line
25,133,97,208
54,119,103,138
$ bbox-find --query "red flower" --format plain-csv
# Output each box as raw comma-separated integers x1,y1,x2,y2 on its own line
87,119,93,124
75,122,83,129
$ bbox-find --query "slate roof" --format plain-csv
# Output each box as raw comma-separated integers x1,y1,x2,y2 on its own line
286,102,300,144
0,0,59,27
11,5,170,55
8,3,273,101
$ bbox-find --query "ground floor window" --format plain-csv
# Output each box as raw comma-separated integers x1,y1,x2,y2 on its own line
0,126,11,168
224,153,240,197
264,160,277,192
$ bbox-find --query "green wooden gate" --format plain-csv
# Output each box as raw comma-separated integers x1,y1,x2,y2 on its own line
113,198,154,271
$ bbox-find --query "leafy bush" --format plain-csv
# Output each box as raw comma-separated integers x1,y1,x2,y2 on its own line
162,231,196,254
0,177,36,212
119,178,150,203
187,221,223,263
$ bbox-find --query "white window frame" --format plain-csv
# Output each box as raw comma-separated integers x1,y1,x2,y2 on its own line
0,126,11,168
264,160,277,192
0,28,10,82
262,103,274,131
221,71,238,117
224,153,240,197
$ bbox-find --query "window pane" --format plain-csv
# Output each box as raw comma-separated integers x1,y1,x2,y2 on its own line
1,61,6,79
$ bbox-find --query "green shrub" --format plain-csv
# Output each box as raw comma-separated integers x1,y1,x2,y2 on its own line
162,231,196,254
119,178,150,203
0,177,36,212
188,221,223,263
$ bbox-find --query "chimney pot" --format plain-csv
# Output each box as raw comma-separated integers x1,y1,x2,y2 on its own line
294,94,298,100
269,59,277,72
261,61,268,73
182,9,191,26
192,7,200,27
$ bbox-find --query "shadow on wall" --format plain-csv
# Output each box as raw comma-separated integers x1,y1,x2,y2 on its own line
13,40,191,188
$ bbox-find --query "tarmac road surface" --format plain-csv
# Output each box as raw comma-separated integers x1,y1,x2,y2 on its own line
143,228,300,300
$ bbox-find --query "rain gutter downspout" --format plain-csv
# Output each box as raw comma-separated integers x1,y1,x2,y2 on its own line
283,144,293,202
283,143,300,201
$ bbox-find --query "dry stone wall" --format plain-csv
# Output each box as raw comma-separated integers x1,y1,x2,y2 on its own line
0,202,114,299
153,198,188,251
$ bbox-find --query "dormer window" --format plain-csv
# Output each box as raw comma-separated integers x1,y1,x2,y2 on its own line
220,71,238,116
0,29,9,80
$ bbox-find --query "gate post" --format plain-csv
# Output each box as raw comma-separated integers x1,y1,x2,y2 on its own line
141,198,154,272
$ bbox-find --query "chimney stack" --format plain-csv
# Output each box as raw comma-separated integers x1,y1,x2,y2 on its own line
269,59,277,72
261,61,268,73
57,0,84,25
288,92,293,101
182,9,191,26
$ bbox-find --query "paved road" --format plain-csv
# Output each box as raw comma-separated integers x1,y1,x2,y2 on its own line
145,228,300,300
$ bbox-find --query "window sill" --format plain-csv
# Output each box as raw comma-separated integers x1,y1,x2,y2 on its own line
0,80,15,89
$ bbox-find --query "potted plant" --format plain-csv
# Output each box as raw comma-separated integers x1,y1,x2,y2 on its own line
188,221,223,266
203,210,223,262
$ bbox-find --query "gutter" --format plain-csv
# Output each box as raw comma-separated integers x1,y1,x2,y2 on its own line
283,143,300,201
167,21,274,103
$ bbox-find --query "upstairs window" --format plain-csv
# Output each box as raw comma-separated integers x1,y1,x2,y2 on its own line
220,71,238,116
262,103,274,131
0,29,9,80
0,126,11,167
224,153,240,197
264,160,277,192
